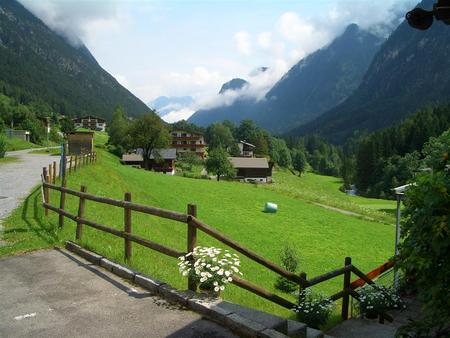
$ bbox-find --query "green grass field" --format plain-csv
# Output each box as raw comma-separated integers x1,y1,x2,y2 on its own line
5,137,41,151
29,147,61,155
0,134,396,327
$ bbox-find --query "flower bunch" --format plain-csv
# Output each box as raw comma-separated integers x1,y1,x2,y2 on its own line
178,246,243,292
292,288,334,329
358,285,405,316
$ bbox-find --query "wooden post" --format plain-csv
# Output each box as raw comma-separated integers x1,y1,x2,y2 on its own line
124,192,132,261
76,186,87,240
74,155,78,171
48,163,53,184
187,204,198,292
298,272,307,304
52,161,57,182
68,156,72,174
341,257,352,320
58,177,67,228
43,167,49,216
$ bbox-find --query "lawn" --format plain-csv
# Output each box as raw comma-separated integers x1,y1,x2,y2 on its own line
0,144,396,327
5,137,41,151
29,147,61,155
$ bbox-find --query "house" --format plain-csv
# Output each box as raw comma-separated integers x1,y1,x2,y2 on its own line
73,115,107,132
67,131,94,155
4,128,30,142
229,157,274,183
237,141,255,157
121,148,177,175
171,130,205,159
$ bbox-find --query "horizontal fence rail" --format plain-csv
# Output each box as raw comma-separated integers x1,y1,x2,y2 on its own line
41,176,396,322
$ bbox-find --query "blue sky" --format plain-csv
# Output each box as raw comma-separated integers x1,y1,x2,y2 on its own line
20,0,416,121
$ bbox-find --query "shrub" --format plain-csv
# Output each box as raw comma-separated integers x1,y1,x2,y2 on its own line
358,285,404,318
178,246,242,293
0,134,6,158
274,244,300,293
292,288,334,329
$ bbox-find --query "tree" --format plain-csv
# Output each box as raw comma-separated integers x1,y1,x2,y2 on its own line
205,123,235,150
292,149,307,176
205,146,235,181
127,113,170,170
270,137,292,168
60,117,75,136
108,106,130,152
397,130,450,337
0,134,6,158
236,119,257,142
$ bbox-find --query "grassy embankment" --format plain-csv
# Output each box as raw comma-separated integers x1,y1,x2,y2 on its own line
0,132,396,325
5,137,41,151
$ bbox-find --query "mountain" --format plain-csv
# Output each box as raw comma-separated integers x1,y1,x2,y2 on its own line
289,0,450,143
148,96,194,117
0,0,150,119
189,24,383,132
218,78,248,94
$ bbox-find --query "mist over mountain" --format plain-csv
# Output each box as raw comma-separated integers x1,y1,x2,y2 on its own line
148,96,194,118
0,0,150,119
188,24,383,133
289,0,450,143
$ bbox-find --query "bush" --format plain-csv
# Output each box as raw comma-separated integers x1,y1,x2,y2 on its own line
293,288,334,329
358,285,404,318
274,245,300,293
0,134,6,158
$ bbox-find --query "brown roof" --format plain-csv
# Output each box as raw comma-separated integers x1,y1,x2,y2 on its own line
229,157,269,169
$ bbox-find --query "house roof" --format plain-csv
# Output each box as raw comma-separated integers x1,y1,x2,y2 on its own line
122,154,143,162
239,140,256,148
229,157,269,169
73,115,106,123
150,148,177,160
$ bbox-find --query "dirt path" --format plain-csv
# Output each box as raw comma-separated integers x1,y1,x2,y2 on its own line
0,249,237,337
0,149,57,245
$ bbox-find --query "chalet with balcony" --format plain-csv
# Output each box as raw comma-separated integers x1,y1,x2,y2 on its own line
73,115,107,132
171,130,205,158
121,148,176,175
229,157,274,183
237,141,256,157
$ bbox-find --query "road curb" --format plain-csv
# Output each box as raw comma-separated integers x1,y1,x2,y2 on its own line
64,241,307,338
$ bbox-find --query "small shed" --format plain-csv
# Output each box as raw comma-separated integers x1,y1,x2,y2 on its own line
237,141,256,157
67,131,94,155
121,148,177,175
229,157,273,183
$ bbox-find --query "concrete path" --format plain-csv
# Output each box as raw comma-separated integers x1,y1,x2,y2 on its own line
0,148,57,245
0,249,238,338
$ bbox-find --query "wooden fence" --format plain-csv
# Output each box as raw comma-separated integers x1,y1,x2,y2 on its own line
41,152,96,218
41,177,395,322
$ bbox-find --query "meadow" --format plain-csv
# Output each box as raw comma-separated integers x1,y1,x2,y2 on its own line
0,135,396,326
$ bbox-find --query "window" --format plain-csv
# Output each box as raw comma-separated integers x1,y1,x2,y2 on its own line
172,133,177,137
191,148,196,152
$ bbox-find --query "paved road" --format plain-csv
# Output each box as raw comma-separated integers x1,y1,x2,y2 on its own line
0,149,58,245
0,249,238,338
0,148,57,221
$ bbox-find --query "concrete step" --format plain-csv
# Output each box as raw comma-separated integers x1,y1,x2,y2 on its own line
327,318,397,338
287,319,307,338
306,327,324,338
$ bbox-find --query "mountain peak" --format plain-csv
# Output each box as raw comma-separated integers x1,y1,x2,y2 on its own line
218,78,249,94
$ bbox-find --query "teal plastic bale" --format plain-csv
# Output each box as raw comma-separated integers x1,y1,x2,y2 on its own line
264,202,278,213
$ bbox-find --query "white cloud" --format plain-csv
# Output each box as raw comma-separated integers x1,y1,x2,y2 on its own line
162,107,196,123
234,31,252,56
18,0,130,46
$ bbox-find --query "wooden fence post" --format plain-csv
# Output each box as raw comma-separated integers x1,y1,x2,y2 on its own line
76,186,87,240
187,204,198,292
75,155,78,171
298,272,307,303
43,167,49,216
48,163,53,184
124,192,132,261
58,177,67,228
52,161,57,182
341,256,352,320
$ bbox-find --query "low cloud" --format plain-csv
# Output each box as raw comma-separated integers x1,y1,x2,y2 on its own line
18,0,129,46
